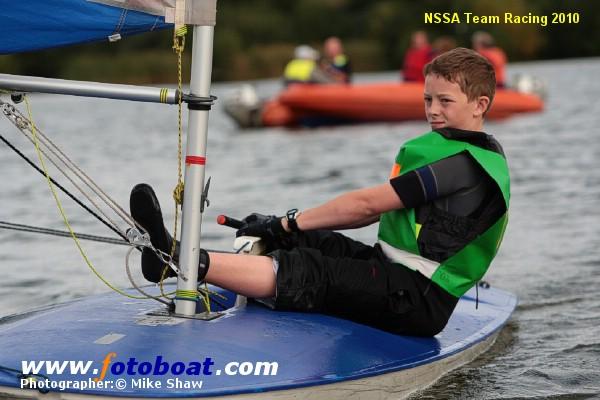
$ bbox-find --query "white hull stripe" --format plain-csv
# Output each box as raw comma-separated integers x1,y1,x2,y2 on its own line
378,240,440,279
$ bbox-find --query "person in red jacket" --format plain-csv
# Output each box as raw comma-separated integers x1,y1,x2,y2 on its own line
402,31,432,82
472,31,507,88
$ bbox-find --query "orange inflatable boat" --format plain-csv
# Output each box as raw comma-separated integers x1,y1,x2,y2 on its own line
224,82,544,128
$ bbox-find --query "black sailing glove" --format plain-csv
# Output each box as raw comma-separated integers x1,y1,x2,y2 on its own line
236,213,286,240
236,212,302,251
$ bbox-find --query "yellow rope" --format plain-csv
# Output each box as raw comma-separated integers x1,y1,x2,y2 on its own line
166,25,210,312
24,96,151,300
171,24,186,251
155,25,188,300
151,26,188,300
198,281,210,310
159,263,174,299
155,25,207,310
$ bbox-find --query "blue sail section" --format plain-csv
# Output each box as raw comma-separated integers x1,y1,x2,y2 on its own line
0,0,172,54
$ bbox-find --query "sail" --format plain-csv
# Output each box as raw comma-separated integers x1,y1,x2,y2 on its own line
0,0,216,55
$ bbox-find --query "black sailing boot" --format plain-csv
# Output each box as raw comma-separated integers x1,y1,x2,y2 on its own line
130,183,210,283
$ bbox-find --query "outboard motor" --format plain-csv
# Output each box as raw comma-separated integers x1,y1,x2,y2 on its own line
222,84,263,128
510,74,547,100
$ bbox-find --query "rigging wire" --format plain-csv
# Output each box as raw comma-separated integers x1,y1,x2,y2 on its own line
22,95,156,301
0,130,127,241
0,100,131,238
0,96,182,303
0,95,231,310
0,217,232,309
0,219,234,256
0,26,219,311
0,220,128,246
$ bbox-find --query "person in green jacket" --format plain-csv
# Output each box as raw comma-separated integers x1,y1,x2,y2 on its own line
131,47,510,337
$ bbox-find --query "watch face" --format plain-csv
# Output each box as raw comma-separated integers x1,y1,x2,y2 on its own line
287,208,298,220
286,209,300,232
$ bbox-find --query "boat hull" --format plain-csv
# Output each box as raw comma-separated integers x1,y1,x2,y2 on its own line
257,82,544,127
0,284,516,398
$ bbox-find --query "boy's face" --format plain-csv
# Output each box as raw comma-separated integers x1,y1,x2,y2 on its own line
424,74,489,131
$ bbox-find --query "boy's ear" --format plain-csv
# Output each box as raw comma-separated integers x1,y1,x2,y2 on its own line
473,96,490,118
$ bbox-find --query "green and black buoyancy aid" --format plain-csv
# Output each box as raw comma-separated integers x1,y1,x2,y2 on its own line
378,130,510,297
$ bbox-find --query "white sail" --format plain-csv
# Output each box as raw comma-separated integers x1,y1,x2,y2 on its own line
89,0,217,26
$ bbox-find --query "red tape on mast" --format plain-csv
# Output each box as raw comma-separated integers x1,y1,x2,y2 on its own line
185,156,206,165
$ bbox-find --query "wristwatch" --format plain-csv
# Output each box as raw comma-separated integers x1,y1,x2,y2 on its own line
286,208,301,232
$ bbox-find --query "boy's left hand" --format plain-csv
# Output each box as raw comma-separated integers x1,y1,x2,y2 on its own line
236,213,287,241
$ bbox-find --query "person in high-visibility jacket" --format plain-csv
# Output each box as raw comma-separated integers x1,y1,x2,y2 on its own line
132,48,510,337
283,45,335,86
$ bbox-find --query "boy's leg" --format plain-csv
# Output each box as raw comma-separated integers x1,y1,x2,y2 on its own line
204,248,451,336
295,230,376,260
202,247,391,314
130,183,274,290
130,183,177,282
205,252,276,298
269,247,422,334
130,183,209,283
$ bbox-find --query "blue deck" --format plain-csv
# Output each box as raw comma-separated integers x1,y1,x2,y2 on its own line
0,284,516,397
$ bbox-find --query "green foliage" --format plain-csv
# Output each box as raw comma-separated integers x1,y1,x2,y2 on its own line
1,0,598,83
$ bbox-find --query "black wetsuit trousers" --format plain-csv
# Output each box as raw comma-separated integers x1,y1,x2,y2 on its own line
269,230,459,337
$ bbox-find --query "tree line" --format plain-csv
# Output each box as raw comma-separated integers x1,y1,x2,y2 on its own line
0,0,597,83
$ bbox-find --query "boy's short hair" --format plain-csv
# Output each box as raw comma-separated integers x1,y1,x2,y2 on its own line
423,47,496,115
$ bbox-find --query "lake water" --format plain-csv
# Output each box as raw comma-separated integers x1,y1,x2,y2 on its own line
1,58,599,399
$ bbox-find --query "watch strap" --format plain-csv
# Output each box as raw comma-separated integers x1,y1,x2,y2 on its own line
286,208,301,232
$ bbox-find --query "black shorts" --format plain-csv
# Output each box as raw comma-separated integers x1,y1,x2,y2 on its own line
269,230,458,337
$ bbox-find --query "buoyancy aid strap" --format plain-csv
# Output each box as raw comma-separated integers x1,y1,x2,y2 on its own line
378,240,440,279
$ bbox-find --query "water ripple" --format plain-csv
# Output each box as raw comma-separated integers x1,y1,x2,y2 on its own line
2,60,600,399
